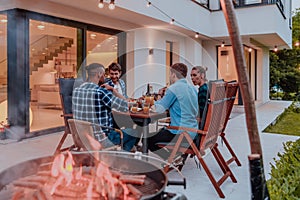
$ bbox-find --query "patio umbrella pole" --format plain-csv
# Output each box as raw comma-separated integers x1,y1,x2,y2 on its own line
219,0,269,199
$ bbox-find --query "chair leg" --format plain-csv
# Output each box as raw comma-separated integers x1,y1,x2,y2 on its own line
54,131,70,155
212,144,237,183
184,134,226,198
221,133,242,166
194,149,225,198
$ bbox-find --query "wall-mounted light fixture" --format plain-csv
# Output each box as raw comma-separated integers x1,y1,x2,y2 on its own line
149,48,154,55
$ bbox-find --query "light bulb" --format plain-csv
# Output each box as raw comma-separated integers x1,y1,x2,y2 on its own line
170,19,174,25
147,2,151,7
98,0,104,8
195,32,199,38
248,48,252,52
221,41,225,47
109,0,115,10
274,46,278,52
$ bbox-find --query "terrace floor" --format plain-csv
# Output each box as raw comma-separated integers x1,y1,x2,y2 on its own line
0,100,299,199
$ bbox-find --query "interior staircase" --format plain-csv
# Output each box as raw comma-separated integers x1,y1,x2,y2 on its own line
30,37,74,75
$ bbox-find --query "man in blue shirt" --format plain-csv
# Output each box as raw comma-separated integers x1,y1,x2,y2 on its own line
72,63,136,151
148,63,199,159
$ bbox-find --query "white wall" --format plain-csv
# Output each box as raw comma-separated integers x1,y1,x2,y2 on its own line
125,28,204,98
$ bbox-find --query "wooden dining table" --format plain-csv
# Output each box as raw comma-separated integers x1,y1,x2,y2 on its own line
112,110,168,154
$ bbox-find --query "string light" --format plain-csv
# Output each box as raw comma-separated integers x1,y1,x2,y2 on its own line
248,47,252,52
195,32,199,38
295,41,300,47
170,18,175,25
108,0,115,10
221,41,225,47
98,0,104,8
147,2,151,7
274,45,278,52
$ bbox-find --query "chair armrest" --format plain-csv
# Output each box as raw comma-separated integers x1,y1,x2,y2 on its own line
91,123,124,149
158,117,171,123
166,126,206,135
61,114,73,118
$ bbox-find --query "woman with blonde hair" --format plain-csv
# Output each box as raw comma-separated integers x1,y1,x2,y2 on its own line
190,66,209,119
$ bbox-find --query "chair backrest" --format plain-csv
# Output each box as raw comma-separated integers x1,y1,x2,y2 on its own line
199,79,225,130
68,119,101,151
199,81,226,151
59,78,83,131
221,81,239,133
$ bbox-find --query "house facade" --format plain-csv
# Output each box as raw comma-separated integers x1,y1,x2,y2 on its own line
0,0,292,137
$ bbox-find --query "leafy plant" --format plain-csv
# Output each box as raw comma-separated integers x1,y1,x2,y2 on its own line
267,139,300,200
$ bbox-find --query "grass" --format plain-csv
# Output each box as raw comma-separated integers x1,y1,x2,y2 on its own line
264,102,300,136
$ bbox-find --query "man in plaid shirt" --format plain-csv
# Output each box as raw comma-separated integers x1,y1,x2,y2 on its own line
72,63,136,151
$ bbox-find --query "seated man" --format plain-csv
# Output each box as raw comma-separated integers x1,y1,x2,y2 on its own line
148,63,199,160
105,62,128,98
72,63,136,151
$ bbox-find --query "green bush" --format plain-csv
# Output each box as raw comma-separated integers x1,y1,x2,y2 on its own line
267,139,300,200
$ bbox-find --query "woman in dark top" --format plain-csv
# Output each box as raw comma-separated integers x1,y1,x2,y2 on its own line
190,66,209,119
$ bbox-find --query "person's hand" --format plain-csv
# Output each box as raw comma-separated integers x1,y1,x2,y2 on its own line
158,86,167,97
101,83,114,91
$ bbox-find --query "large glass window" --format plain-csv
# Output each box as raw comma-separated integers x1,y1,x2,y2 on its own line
86,31,118,68
0,14,7,124
29,19,77,132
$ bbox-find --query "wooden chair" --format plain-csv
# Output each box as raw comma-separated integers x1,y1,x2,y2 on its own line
54,78,78,155
157,81,237,198
54,78,124,154
68,119,123,152
220,81,241,166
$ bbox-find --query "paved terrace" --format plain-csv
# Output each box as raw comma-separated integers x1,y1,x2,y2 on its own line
0,100,299,199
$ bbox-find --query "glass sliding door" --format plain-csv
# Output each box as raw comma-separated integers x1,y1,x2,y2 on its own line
86,31,118,69
29,19,77,132
218,45,256,104
0,14,7,124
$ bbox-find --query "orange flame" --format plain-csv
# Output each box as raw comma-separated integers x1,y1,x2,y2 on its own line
49,151,132,199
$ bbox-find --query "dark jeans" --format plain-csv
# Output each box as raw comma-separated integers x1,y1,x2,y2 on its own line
108,128,137,151
147,128,176,160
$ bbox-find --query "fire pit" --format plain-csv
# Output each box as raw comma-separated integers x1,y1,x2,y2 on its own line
0,151,186,200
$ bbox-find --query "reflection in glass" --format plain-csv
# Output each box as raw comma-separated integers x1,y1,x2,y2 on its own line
0,14,7,124
29,19,77,132
86,30,118,68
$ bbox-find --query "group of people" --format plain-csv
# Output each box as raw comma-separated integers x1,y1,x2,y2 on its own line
72,61,209,160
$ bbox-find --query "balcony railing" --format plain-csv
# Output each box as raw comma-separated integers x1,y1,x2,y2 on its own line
191,0,285,17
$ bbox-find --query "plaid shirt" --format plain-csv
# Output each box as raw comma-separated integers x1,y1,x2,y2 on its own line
105,79,128,98
72,82,128,141
198,83,209,118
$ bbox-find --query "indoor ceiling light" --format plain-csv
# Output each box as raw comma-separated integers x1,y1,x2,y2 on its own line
0,19,7,23
37,24,45,30
90,33,97,39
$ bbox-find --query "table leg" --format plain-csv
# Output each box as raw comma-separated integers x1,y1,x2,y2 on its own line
142,119,149,154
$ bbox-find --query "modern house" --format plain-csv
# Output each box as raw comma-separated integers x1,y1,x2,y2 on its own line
0,0,292,137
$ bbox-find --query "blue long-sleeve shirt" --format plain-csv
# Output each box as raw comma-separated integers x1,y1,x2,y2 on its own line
154,79,199,139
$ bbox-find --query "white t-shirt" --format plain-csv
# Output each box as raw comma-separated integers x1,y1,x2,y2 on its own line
114,82,123,95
